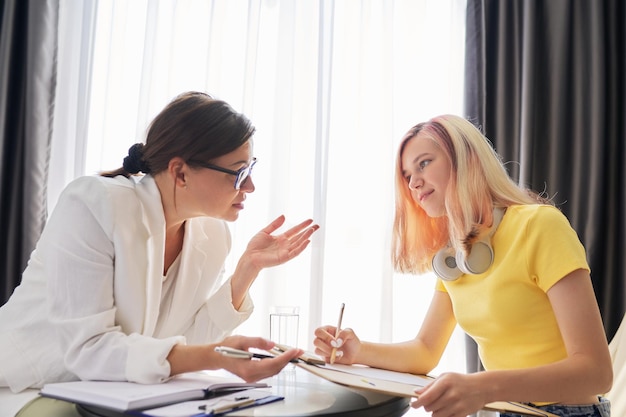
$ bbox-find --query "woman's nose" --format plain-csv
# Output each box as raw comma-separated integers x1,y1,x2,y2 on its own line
240,176,255,193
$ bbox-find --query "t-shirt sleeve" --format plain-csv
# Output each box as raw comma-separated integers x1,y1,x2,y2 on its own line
524,205,590,292
435,277,448,292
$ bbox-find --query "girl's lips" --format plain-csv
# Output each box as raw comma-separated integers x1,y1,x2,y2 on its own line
419,190,433,203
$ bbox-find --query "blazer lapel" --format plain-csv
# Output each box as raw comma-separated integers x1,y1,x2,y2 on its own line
135,175,166,336
165,221,209,331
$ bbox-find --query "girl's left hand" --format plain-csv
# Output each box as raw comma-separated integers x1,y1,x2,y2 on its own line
245,215,319,270
412,372,487,417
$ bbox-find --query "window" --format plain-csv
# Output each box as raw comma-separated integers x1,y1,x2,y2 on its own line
53,0,467,382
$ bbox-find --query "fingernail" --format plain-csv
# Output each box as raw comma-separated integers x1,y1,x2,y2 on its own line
336,350,343,358
330,340,339,348
336,338,343,347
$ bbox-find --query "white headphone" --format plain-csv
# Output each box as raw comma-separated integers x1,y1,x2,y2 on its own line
432,208,505,281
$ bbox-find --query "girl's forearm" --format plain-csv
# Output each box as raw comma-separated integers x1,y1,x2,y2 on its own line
357,340,440,375
471,356,612,405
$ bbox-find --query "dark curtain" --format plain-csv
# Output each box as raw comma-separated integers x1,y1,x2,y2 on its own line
464,0,626,373
0,0,59,304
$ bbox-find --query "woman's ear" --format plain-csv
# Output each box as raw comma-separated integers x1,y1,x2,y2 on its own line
167,157,187,188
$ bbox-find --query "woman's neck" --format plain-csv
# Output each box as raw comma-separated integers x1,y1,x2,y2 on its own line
163,221,185,275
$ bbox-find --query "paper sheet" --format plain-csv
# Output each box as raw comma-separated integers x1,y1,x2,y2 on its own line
321,363,433,387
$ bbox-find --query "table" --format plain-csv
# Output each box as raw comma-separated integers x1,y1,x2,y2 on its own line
77,365,410,417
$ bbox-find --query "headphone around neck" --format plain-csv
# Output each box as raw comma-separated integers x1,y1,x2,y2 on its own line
432,207,505,281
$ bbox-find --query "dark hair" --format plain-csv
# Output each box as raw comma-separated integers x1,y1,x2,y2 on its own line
100,92,256,178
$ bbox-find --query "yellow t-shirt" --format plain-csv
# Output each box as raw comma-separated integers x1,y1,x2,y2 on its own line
436,204,590,371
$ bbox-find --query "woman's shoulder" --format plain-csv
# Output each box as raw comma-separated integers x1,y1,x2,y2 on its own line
60,175,129,193
62,175,146,201
57,175,149,217
66,174,137,191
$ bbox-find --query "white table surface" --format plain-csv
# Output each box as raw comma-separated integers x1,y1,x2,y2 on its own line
0,387,40,416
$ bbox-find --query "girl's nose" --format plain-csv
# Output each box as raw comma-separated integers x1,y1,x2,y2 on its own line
408,175,423,190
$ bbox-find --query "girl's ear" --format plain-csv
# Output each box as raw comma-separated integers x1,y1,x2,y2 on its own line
167,157,187,188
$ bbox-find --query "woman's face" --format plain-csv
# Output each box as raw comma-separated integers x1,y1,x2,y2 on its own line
184,140,255,221
401,134,451,218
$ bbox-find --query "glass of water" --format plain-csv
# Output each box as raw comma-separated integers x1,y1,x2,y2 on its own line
269,306,300,348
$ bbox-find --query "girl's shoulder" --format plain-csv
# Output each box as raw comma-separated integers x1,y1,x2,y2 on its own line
505,204,565,221
504,204,574,233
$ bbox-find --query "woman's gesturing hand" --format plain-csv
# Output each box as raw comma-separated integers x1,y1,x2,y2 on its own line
245,215,319,270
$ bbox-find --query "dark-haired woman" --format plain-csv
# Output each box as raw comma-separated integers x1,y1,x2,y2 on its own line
0,92,318,395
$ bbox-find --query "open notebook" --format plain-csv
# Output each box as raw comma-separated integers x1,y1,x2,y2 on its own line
40,372,269,412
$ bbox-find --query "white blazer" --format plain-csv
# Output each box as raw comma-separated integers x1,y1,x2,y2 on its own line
0,175,253,392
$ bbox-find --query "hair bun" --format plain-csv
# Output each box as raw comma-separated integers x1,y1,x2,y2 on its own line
123,143,150,174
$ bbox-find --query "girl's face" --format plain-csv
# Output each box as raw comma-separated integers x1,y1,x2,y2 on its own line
401,134,451,218
184,141,255,221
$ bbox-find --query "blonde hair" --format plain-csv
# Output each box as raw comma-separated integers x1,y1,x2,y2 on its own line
392,114,549,274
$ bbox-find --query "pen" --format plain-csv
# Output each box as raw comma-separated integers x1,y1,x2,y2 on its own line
197,396,249,410
271,344,326,366
214,346,274,360
329,303,345,364
198,397,256,414
214,346,299,363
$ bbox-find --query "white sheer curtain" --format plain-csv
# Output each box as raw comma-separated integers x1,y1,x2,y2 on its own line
53,0,467,378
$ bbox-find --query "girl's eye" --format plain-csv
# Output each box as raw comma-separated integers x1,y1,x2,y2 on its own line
418,159,431,171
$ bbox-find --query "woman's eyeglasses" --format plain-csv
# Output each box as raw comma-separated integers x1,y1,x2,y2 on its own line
189,158,257,190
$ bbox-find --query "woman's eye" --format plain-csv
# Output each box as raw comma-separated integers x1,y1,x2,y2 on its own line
419,159,431,171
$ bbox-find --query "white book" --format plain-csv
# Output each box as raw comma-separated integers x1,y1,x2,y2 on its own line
39,372,268,411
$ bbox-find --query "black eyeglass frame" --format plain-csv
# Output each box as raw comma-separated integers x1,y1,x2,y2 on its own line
188,157,257,190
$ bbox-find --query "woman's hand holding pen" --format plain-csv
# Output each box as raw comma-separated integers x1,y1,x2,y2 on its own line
213,336,303,383
312,325,361,365
167,335,302,382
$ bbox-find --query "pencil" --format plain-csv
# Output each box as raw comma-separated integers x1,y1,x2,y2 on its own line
329,303,345,364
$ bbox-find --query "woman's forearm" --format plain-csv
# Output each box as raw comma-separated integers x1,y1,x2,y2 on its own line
229,254,261,310
167,343,218,376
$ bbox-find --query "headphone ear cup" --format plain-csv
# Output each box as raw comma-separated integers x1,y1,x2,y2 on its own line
456,241,494,274
432,247,463,281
